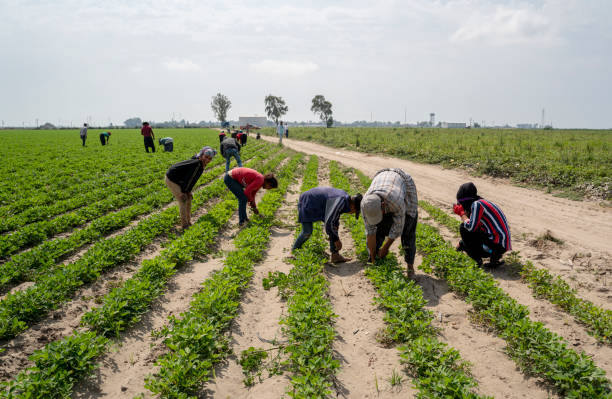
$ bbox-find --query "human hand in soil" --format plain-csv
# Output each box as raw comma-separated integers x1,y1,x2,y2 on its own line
377,246,389,259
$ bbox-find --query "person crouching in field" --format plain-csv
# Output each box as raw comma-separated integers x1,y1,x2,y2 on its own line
453,182,511,267
292,187,362,264
165,146,217,229
141,122,155,153
224,167,278,226
361,168,418,276
99,131,111,145
80,123,88,146
219,130,226,144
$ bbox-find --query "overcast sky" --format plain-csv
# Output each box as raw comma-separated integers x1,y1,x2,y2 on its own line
1,0,611,128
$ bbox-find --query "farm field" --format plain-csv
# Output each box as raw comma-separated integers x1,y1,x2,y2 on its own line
263,127,612,201
0,128,611,398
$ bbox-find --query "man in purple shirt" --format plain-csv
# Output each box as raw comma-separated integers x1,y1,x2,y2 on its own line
292,187,362,263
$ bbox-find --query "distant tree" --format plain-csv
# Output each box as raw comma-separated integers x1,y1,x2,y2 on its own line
311,95,333,127
211,93,232,124
124,117,142,128
473,122,481,128
40,122,56,130
264,95,288,125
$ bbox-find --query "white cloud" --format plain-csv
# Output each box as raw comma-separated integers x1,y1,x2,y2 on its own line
161,59,201,72
250,60,320,77
451,6,554,45
129,66,144,73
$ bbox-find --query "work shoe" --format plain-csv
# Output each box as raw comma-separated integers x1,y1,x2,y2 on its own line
330,253,350,264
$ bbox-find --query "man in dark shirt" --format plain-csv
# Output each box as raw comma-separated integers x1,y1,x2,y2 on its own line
141,122,155,153
165,146,217,228
292,187,362,263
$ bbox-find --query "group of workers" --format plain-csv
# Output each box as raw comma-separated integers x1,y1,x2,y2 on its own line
79,122,174,152
164,146,511,275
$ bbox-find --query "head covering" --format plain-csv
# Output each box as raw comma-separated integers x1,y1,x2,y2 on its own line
361,193,383,225
456,182,481,213
196,146,217,159
352,193,363,220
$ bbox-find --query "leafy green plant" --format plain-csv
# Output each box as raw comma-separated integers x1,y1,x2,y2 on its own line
239,347,268,386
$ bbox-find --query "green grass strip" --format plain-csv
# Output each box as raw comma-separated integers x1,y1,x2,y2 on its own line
0,150,286,398
329,162,487,399
418,199,612,344
144,154,303,397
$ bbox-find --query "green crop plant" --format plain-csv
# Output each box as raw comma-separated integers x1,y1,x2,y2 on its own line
328,161,488,399
419,199,612,344
144,154,302,397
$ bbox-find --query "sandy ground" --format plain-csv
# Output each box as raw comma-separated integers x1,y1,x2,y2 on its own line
263,136,611,308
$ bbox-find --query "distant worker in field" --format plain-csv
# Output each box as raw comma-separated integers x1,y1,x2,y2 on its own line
141,122,155,153
224,167,278,226
239,130,247,146
159,137,174,152
218,130,226,144
285,125,289,138
220,134,243,172
277,121,284,144
361,168,418,276
80,123,88,146
292,187,362,264
165,146,217,229
99,131,111,146
453,182,511,268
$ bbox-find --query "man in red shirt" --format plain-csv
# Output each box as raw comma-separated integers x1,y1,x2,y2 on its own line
224,167,278,226
141,122,156,153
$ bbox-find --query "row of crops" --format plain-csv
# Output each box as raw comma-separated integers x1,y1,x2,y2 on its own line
0,128,610,397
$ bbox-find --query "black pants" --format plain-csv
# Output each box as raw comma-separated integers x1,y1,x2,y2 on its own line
459,224,506,265
219,135,225,143
241,137,247,146
99,134,107,146
375,211,418,265
144,136,155,152
81,137,86,146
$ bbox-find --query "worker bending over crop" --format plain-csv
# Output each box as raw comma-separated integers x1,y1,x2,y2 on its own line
165,146,217,229
361,168,418,276
453,182,511,267
224,167,278,226
220,135,243,172
219,130,226,144
293,187,362,264
99,131,111,145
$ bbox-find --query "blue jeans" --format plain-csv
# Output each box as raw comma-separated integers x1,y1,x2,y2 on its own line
224,148,242,172
224,173,248,223
292,222,336,253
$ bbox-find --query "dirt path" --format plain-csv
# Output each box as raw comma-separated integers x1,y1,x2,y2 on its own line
326,225,414,398
264,136,612,307
206,179,302,399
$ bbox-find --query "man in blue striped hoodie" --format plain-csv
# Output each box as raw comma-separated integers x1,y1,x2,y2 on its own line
292,187,362,264
454,182,511,267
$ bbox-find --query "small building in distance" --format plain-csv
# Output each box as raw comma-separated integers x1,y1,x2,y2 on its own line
517,123,537,129
238,116,268,128
441,122,466,128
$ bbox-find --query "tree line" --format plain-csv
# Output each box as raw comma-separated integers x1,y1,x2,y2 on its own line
211,93,334,128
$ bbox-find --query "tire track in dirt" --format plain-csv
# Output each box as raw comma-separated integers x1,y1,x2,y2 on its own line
206,178,302,399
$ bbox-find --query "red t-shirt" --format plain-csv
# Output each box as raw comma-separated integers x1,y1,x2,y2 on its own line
230,167,264,203
141,126,153,137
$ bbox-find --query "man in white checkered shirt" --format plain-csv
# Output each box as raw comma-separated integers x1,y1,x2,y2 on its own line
361,168,418,275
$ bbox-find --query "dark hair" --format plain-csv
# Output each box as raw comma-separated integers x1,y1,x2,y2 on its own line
263,173,278,188
83,123,88,127
142,122,149,126
351,193,363,219
456,182,481,216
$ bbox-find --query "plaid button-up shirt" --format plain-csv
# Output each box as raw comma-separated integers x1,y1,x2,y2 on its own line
363,168,418,239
